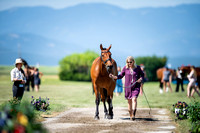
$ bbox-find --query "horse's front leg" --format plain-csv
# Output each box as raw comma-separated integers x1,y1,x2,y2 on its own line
102,88,108,119
94,84,100,120
107,96,113,119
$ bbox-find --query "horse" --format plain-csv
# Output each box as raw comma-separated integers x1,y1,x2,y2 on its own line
156,67,176,91
90,44,117,120
180,66,200,88
21,58,35,91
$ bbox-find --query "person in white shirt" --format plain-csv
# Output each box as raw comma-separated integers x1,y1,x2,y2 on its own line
10,58,26,100
186,66,200,98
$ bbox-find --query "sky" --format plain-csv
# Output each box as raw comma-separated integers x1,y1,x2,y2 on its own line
1,0,200,11
0,0,200,67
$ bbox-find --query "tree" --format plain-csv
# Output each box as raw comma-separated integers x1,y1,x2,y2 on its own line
59,51,99,81
135,55,167,81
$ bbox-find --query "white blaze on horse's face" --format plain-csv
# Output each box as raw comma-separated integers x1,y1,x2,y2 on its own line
100,44,113,73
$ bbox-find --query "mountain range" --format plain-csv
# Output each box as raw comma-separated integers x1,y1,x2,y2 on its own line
0,3,200,67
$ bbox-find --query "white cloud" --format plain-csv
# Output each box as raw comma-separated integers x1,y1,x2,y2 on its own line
9,33,19,38
47,43,55,48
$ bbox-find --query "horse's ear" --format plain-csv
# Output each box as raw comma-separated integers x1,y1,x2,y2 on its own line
107,44,112,51
100,44,103,50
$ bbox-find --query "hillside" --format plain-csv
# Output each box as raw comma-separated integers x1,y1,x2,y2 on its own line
0,3,200,67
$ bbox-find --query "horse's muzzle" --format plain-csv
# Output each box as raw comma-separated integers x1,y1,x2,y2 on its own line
106,65,113,73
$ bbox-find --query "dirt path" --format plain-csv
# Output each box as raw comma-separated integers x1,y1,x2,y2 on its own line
42,107,178,133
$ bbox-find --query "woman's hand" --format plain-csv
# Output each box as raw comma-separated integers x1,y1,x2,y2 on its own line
109,74,117,80
21,80,26,84
137,77,143,83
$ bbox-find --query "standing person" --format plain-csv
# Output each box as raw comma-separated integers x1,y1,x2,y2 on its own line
114,66,123,96
187,66,200,98
33,68,43,92
162,67,173,93
175,67,184,92
139,64,147,96
109,56,144,120
10,58,26,100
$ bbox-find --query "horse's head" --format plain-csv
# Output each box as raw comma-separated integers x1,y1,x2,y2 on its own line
180,66,191,74
100,44,113,73
180,66,191,78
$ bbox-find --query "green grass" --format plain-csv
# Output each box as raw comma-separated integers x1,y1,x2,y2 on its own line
2,74,198,110
1,65,199,132
37,66,59,75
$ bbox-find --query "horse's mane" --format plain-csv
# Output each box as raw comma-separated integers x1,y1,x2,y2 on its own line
20,58,29,67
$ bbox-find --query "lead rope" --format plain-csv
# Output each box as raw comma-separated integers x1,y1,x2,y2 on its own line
110,75,151,115
110,75,139,88
142,87,151,115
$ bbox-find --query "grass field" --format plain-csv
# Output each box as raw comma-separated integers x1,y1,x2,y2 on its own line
0,66,199,132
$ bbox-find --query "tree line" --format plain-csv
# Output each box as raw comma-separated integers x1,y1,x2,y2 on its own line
59,51,167,81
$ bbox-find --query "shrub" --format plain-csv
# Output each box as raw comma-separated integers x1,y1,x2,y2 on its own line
59,50,99,81
135,55,167,81
187,101,200,133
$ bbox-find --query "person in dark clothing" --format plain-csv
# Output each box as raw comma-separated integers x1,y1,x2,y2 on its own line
176,67,184,92
33,68,43,92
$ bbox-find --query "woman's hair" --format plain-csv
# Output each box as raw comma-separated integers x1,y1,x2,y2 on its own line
191,66,197,78
126,56,136,68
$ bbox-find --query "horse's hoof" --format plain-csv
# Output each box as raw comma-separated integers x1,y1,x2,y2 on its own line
130,117,135,121
94,116,100,120
107,115,113,119
104,114,108,119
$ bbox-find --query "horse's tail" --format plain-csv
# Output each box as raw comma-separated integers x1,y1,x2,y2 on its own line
92,82,94,95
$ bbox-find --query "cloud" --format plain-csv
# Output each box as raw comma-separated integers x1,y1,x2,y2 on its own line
47,43,55,48
9,33,19,39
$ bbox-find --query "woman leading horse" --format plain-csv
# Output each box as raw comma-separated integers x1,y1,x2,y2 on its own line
90,44,117,120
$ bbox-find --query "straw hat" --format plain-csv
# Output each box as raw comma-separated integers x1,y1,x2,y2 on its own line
15,58,23,65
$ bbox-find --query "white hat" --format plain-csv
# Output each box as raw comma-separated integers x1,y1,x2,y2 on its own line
15,58,23,65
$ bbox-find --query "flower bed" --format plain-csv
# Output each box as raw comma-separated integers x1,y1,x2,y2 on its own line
0,98,47,132
31,96,50,111
172,101,188,120
172,101,200,133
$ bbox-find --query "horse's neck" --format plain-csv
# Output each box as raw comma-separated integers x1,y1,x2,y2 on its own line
99,58,107,76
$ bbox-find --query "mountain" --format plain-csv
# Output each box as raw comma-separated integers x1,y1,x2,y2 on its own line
0,33,84,65
0,3,200,67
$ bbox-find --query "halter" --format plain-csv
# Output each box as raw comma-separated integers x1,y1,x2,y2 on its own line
100,51,112,65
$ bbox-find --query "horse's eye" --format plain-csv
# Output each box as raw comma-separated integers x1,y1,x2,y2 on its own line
102,55,104,57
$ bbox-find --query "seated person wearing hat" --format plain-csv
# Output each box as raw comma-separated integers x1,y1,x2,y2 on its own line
10,58,26,100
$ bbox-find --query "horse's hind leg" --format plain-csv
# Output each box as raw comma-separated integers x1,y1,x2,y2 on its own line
107,96,113,119
95,96,100,120
159,81,163,93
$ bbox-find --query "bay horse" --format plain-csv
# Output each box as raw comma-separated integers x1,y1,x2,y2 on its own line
90,44,117,120
156,67,176,92
21,58,35,91
180,66,200,88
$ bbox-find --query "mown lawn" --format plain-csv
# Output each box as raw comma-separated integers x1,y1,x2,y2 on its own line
0,66,199,132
